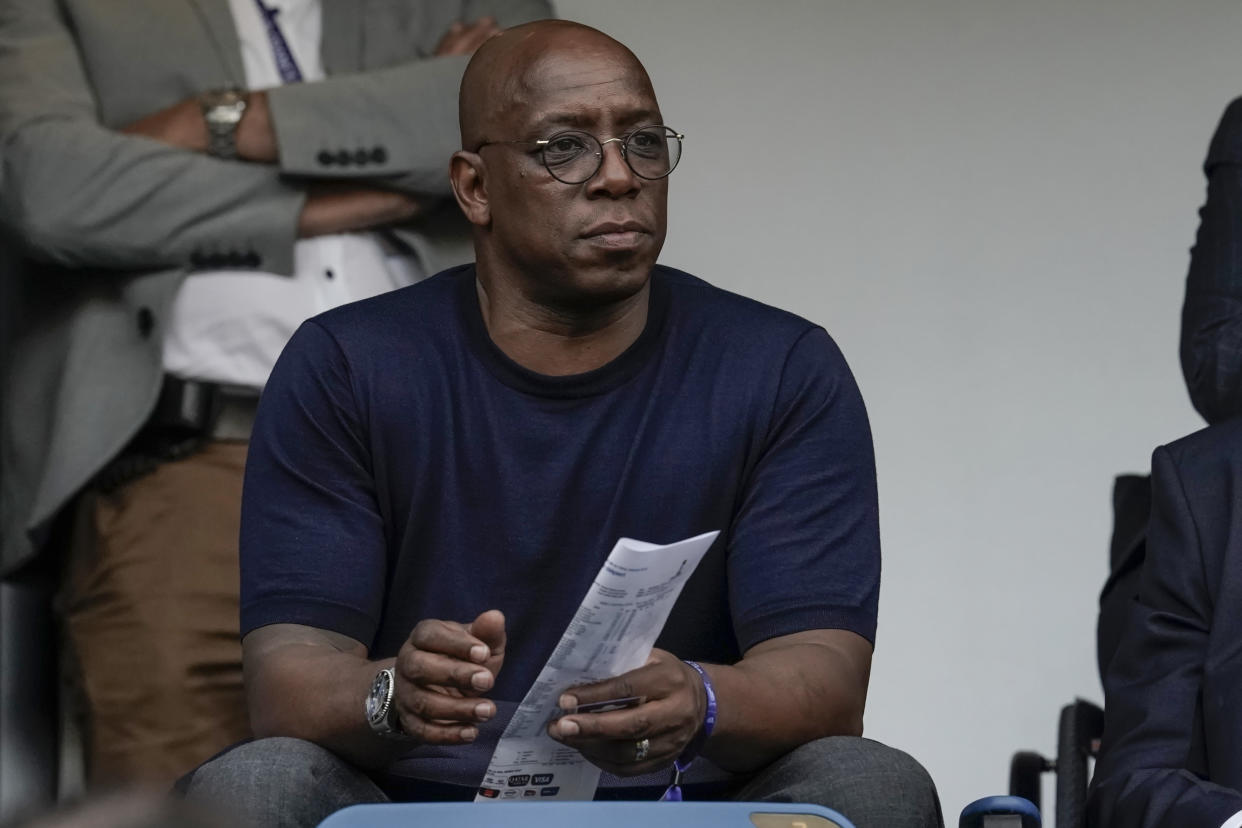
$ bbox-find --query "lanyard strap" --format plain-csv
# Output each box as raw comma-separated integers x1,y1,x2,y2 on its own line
252,0,303,83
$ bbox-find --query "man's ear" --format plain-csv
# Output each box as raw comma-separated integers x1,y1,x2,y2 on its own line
450,151,491,227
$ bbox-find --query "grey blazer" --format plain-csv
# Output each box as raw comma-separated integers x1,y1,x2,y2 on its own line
0,0,552,573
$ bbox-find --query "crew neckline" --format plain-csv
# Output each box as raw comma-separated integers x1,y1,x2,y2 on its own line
456,265,671,399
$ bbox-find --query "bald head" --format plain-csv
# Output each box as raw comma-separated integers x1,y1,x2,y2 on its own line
459,20,655,150
449,20,669,312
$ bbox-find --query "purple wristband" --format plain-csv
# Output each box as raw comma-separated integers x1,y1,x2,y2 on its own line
661,660,717,801
681,660,718,761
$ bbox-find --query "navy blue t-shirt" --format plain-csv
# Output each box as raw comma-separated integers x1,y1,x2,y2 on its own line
240,264,879,792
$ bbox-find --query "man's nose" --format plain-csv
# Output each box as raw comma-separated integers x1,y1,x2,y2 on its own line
587,139,639,197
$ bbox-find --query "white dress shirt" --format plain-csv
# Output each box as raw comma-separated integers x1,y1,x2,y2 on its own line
162,0,423,389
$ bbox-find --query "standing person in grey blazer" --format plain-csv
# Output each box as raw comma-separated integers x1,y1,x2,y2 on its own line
0,0,552,789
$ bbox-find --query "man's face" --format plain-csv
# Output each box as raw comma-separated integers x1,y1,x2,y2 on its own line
481,43,668,310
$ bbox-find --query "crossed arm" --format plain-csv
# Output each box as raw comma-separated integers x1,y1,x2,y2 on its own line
243,614,871,776
118,18,503,240
0,2,539,273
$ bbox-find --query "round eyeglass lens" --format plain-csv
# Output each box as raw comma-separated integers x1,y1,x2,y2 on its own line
625,126,681,180
539,127,683,184
541,132,601,184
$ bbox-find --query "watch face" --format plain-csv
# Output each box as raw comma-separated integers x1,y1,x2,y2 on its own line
366,669,393,724
202,89,247,126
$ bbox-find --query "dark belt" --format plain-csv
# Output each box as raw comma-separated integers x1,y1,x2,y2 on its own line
147,376,259,441
93,377,260,493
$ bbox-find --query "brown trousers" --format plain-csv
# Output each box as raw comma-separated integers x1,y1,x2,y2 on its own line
61,441,252,788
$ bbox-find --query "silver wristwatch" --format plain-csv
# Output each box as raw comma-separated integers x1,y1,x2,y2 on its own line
365,666,405,739
199,87,247,159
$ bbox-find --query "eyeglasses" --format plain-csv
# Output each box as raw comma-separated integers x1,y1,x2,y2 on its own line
476,125,684,185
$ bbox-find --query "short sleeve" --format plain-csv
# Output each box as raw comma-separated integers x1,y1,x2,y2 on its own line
240,320,387,646
726,327,880,651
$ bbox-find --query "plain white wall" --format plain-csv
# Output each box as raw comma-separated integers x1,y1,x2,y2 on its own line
554,0,1242,821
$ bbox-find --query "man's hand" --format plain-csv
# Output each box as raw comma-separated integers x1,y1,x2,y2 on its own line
391,609,506,745
547,649,706,776
297,184,422,237
435,16,501,56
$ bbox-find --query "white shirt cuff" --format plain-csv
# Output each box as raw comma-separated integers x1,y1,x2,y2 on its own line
1219,810,1242,828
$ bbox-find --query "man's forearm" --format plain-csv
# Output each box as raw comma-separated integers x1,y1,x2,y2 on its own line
703,630,871,773
297,184,422,238
122,97,421,240
243,626,406,770
236,91,277,162
244,614,505,769
120,91,277,162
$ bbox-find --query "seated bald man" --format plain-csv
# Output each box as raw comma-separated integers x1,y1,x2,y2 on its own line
182,20,942,828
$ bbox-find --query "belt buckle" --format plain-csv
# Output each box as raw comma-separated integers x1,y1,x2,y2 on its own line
153,377,220,434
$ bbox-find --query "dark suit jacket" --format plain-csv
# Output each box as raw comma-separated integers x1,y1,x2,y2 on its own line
1096,473,1151,683
1088,419,1242,827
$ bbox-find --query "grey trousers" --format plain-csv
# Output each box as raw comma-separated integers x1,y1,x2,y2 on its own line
183,736,943,828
